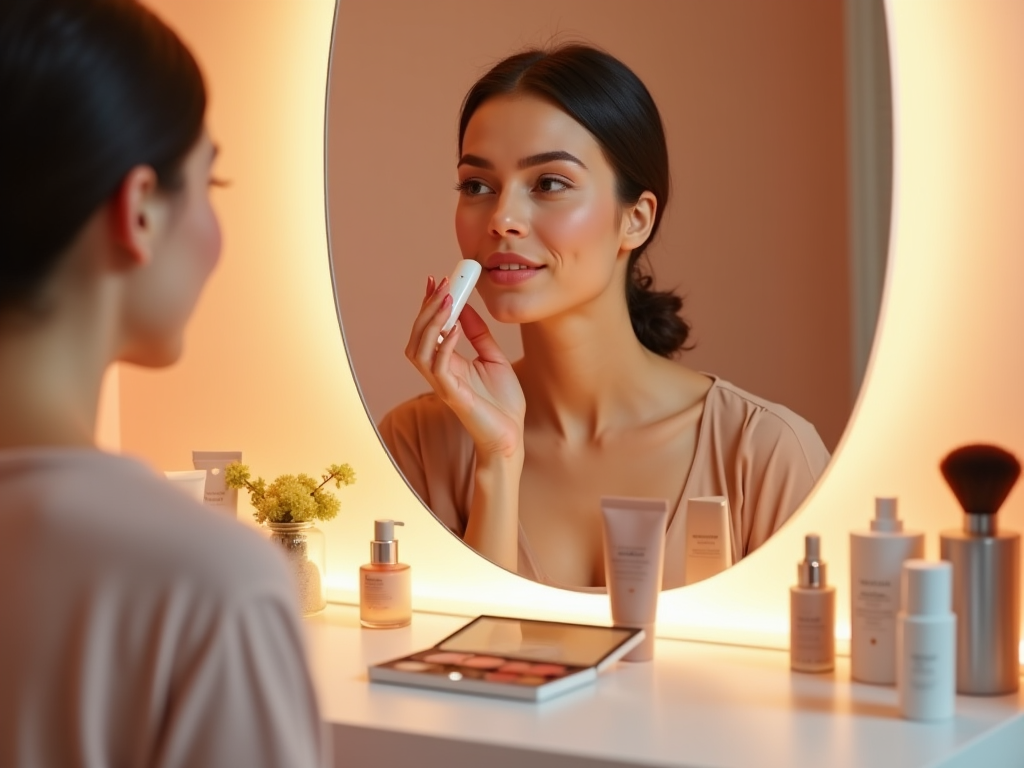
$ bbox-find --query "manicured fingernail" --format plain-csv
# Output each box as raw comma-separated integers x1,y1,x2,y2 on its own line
425,276,434,296
442,294,453,308
435,276,449,294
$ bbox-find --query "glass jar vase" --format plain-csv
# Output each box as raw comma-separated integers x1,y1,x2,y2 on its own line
265,521,327,616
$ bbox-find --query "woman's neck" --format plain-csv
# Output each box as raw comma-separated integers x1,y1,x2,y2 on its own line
515,295,691,444
0,307,110,451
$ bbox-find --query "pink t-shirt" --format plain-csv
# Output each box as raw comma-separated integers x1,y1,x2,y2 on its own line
0,448,327,768
379,376,831,590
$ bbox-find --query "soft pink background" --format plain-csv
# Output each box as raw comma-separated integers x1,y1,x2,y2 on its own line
328,0,853,451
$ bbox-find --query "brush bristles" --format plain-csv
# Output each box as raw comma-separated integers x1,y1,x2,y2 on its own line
940,444,1021,516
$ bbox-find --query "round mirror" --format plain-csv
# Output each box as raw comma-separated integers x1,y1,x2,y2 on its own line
327,0,892,589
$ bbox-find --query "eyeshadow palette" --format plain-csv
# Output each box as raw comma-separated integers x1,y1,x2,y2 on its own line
368,615,645,702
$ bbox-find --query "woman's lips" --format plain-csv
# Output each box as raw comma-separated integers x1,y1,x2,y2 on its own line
485,264,544,285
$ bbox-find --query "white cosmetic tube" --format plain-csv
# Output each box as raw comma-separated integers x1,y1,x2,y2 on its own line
600,496,669,662
164,470,208,505
898,560,956,721
684,496,734,585
192,450,242,516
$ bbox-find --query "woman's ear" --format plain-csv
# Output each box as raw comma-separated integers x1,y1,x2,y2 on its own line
108,165,162,269
620,191,657,252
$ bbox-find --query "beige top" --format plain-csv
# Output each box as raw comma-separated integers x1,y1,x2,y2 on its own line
379,376,831,590
0,449,327,768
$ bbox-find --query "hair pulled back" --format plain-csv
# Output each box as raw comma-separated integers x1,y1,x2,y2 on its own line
0,0,206,313
458,43,690,357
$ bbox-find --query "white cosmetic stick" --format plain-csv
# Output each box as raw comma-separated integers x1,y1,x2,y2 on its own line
438,259,482,343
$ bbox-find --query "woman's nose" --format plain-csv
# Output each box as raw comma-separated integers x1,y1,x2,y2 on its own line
490,190,529,238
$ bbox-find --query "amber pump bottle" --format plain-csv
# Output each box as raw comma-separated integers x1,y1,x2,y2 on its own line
790,533,836,672
360,519,411,629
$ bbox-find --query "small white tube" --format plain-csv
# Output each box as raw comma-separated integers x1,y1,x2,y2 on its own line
192,450,242,516
164,470,207,505
683,496,734,585
600,496,669,662
898,560,956,721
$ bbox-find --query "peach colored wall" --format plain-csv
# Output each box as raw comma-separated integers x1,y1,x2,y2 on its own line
122,0,348,491
119,0,1024,654
328,0,853,451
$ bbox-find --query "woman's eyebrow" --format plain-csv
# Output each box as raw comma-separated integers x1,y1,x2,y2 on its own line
518,150,587,170
456,150,588,170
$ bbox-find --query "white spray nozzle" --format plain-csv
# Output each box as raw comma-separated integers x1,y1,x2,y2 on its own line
871,497,903,532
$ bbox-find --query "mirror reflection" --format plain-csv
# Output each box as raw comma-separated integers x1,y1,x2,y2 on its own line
327,0,891,590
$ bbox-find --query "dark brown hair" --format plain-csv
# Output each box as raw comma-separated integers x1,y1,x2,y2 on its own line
459,44,691,356
0,0,206,312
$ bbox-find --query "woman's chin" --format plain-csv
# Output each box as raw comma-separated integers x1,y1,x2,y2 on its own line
479,297,546,326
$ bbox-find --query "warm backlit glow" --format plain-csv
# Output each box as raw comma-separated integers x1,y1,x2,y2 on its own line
120,0,1024,662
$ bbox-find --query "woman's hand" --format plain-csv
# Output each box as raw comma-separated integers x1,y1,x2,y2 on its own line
405,275,526,460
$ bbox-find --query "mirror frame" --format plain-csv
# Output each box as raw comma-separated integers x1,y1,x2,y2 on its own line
325,0,890,597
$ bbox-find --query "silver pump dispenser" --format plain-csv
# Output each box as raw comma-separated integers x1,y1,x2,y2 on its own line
370,519,404,565
798,534,827,588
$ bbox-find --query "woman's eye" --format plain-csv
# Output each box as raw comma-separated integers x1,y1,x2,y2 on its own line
536,176,569,193
455,179,493,196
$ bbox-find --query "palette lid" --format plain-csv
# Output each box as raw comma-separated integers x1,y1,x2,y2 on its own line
434,615,646,669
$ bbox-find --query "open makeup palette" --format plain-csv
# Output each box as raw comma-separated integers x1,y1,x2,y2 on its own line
368,615,645,702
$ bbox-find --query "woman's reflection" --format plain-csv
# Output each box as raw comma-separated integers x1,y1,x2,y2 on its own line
379,44,829,590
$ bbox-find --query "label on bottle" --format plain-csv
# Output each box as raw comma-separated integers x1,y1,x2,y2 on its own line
850,533,924,683
359,566,411,626
898,616,955,721
790,589,835,671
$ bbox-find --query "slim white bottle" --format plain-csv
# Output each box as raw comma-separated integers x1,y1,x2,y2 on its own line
790,534,835,673
897,560,956,721
850,497,925,684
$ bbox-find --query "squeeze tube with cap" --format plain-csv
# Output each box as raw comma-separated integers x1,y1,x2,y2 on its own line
897,560,956,721
683,496,733,585
599,496,668,662
192,450,242,516
360,519,412,629
790,534,835,672
849,497,925,684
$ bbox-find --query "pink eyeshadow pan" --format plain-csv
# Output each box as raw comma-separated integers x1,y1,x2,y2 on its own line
483,672,520,683
498,661,534,674
461,655,506,669
422,652,472,665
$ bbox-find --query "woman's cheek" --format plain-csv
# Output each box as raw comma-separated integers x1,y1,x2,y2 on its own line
200,203,223,273
534,198,610,249
455,206,481,257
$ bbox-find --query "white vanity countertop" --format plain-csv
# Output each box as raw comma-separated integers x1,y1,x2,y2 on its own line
304,605,1024,768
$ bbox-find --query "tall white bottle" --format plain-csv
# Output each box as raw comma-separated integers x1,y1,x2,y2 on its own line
849,497,925,684
897,560,956,721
